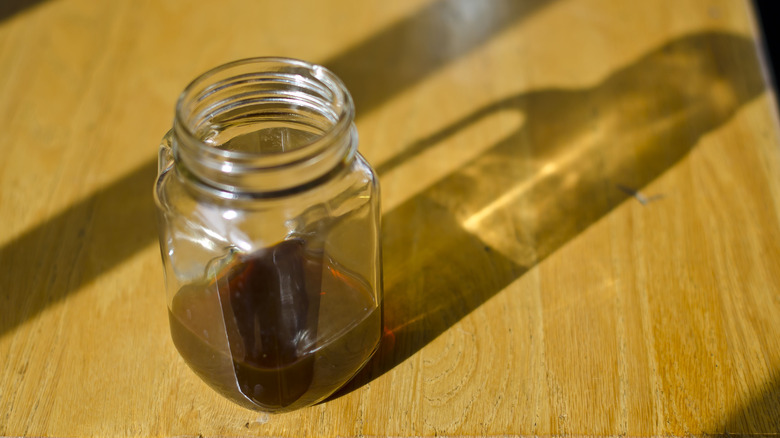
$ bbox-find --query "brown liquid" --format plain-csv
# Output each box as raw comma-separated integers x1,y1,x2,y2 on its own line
168,239,380,412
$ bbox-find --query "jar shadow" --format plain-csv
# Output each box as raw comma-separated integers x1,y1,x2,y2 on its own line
330,30,766,399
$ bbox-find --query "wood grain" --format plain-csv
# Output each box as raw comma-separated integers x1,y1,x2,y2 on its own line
1,0,779,436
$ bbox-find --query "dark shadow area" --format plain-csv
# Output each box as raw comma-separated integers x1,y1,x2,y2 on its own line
333,31,767,398
723,372,780,434
0,0,49,22
752,0,779,94
0,162,159,334
0,0,548,336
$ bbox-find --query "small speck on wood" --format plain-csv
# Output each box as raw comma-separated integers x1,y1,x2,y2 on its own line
617,184,664,205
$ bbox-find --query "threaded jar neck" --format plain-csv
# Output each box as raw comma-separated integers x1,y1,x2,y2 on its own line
173,57,356,197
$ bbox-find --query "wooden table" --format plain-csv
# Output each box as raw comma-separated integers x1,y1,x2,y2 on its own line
2,0,779,436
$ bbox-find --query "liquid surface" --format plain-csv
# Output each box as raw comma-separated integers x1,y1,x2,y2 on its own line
168,239,380,412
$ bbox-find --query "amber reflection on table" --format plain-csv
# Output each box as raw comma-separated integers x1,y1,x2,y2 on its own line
1,0,779,436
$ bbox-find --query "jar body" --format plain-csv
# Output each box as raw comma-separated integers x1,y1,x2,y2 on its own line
154,59,382,412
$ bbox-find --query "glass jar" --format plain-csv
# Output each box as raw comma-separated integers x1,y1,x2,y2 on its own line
154,58,382,412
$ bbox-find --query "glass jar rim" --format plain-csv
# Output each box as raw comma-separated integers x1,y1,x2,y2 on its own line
174,57,355,164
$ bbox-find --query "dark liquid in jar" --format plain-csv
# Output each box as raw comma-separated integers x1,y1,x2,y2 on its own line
168,239,380,412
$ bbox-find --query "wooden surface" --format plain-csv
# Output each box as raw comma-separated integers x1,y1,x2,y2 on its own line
1,0,780,436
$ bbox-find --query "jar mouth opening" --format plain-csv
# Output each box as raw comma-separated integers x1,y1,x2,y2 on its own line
174,57,355,166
